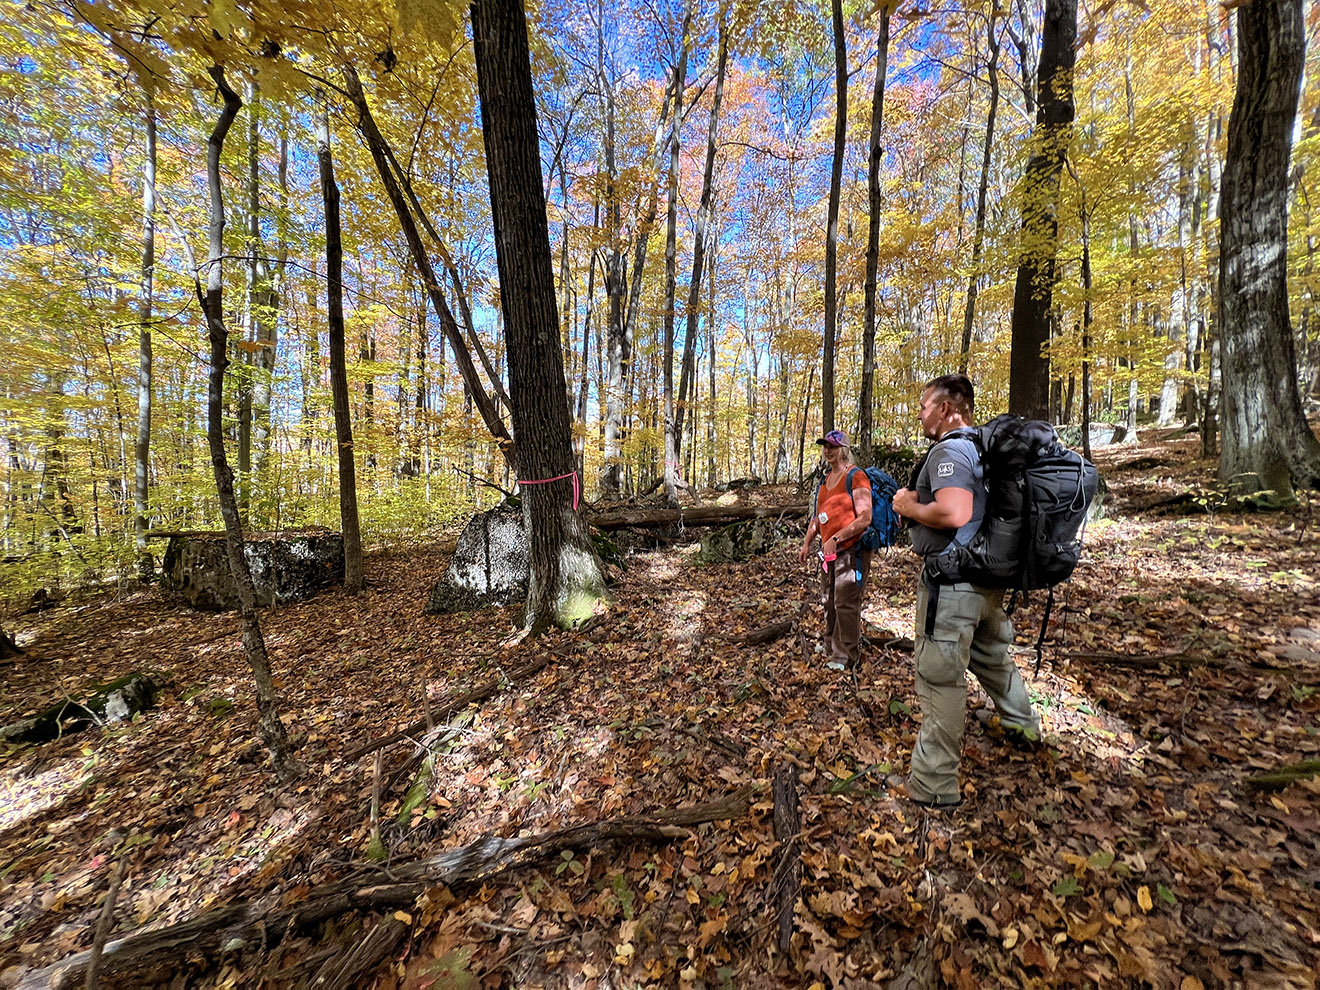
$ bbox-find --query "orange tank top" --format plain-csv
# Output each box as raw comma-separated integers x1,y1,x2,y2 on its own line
817,470,859,549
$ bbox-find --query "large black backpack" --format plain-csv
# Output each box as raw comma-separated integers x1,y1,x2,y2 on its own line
919,414,1099,667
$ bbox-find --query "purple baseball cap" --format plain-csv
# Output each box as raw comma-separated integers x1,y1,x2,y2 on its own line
815,429,849,447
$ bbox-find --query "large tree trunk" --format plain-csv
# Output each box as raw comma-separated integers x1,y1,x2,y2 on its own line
1008,0,1076,421
471,0,606,632
960,5,1000,375
198,66,294,779
1218,0,1320,495
822,0,847,434
134,89,156,582
316,93,364,595
675,12,728,473
858,5,891,466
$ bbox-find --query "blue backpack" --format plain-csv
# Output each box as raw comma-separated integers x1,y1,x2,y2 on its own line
837,466,902,549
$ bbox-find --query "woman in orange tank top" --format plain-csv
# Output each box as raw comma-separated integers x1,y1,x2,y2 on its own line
798,430,874,670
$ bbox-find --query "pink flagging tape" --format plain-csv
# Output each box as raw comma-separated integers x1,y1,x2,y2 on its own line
519,470,580,511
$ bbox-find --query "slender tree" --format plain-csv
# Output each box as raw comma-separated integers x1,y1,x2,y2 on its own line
960,3,1000,375
857,3,891,465
134,89,156,581
471,0,606,632
344,67,515,465
822,0,847,433
197,66,294,778
1218,0,1320,496
1008,0,1076,420
675,8,728,469
661,3,692,506
316,93,364,595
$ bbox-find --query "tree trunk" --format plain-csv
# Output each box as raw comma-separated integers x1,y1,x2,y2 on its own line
597,3,630,499
960,6,1000,374
1218,0,1320,495
822,0,847,434
1162,135,1197,426
1076,172,1094,463
317,94,364,596
199,66,294,779
661,9,692,506
343,67,515,466
1008,0,1076,421
134,89,156,582
675,13,728,469
858,6,891,465
252,114,287,480
471,0,606,632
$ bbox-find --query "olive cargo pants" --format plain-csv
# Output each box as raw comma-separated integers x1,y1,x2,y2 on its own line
821,545,872,666
910,579,1040,804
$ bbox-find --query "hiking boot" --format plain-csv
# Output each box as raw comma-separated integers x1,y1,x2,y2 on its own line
883,773,962,810
973,709,1042,751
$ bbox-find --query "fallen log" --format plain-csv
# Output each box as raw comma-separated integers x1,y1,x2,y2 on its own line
16,790,752,990
771,765,801,954
735,619,795,646
1063,650,1219,669
585,503,807,530
1244,759,1320,792
1,674,158,745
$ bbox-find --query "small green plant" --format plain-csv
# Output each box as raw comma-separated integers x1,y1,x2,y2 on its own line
556,850,584,877
613,873,636,919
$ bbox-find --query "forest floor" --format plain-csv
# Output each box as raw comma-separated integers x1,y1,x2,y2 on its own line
2,431,1319,990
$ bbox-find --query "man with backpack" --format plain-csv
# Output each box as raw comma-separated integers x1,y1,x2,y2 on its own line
798,429,873,671
888,374,1042,809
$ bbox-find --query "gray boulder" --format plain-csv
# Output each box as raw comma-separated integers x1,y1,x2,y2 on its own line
700,517,789,564
426,502,529,614
162,529,344,610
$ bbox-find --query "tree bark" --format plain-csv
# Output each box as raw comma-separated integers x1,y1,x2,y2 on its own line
1008,0,1076,421
1218,0,1320,495
822,0,847,434
316,93,364,596
675,12,728,471
134,89,156,582
198,66,294,779
661,8,692,507
596,1,631,499
471,0,606,632
960,5,1000,375
252,109,286,481
343,67,515,466
858,5,891,465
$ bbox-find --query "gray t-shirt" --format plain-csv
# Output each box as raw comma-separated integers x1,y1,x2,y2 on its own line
909,433,986,557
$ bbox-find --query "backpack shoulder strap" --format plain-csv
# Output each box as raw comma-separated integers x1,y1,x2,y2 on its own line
845,466,862,493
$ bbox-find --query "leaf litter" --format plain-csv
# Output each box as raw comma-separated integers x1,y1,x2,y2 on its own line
0,434,1317,988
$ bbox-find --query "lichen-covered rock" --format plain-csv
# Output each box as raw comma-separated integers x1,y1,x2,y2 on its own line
162,529,344,610
700,517,789,564
1,672,159,744
426,502,530,615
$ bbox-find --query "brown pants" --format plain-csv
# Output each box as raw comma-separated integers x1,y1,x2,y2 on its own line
821,545,872,665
